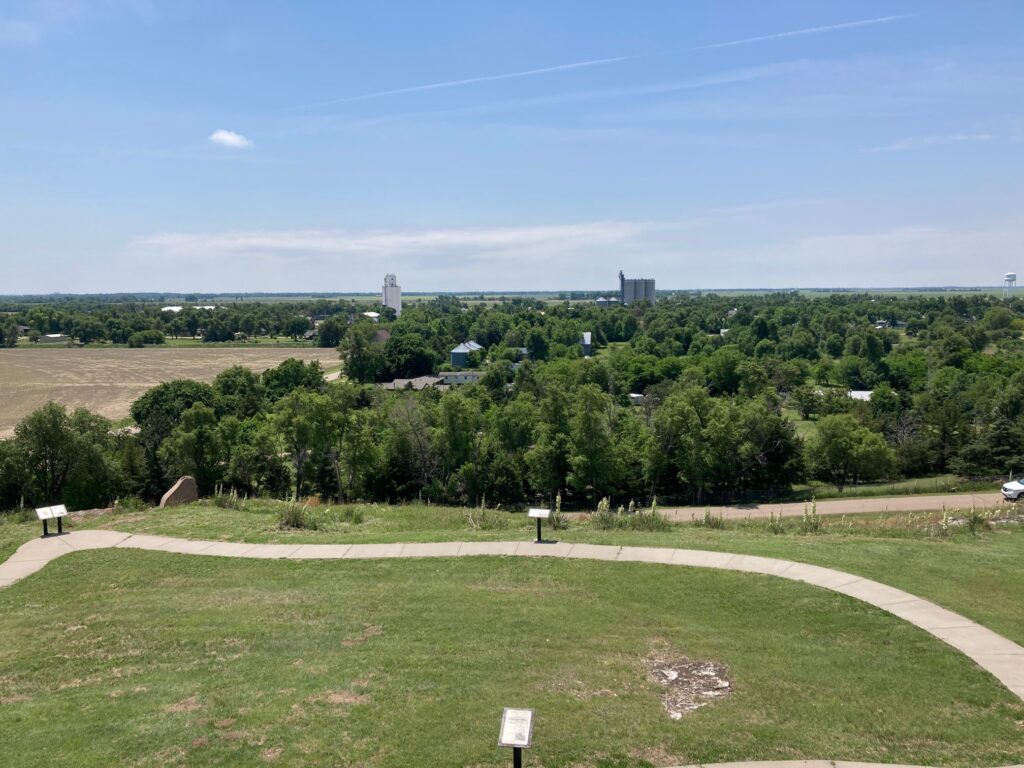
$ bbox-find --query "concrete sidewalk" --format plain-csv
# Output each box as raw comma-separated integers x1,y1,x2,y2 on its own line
1,530,1022,702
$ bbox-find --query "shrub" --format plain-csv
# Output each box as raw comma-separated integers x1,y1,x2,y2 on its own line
798,498,821,534
627,497,671,531
277,501,317,530
113,496,149,512
212,486,244,510
465,505,511,531
549,492,568,531
965,506,990,536
127,330,166,348
698,507,726,529
591,497,617,531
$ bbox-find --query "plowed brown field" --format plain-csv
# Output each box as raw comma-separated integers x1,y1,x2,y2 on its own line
0,347,336,437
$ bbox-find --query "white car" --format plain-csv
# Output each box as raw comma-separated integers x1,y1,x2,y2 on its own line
1001,480,1024,501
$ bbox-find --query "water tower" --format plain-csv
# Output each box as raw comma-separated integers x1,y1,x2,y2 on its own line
1004,272,1017,298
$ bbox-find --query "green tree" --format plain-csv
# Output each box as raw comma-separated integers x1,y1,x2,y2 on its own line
157,403,223,494
384,333,435,379
213,366,266,418
335,409,381,500
568,385,618,505
262,358,324,401
806,414,895,491
526,388,572,499
14,402,119,507
130,379,218,498
71,316,106,344
285,316,311,340
223,418,291,497
0,440,26,508
1,321,18,348
273,390,330,498
791,384,820,420
340,322,385,383
317,316,346,348
433,390,481,495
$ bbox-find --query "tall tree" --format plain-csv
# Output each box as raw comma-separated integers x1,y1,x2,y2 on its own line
273,390,331,498
568,385,618,505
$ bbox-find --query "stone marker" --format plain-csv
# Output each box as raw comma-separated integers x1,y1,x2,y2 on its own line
160,476,198,508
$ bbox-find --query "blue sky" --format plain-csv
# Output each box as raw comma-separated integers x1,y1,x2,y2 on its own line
2,1,1023,293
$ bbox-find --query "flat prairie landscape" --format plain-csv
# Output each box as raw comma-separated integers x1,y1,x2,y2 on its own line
0,347,336,437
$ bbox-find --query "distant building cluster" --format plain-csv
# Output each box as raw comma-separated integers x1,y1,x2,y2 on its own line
619,270,656,305
595,270,657,307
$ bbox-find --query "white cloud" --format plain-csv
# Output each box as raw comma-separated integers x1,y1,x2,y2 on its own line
862,133,993,153
127,212,1024,293
130,221,683,291
208,129,253,149
136,221,665,261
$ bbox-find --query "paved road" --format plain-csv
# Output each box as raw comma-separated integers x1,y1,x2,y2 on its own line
2,530,1022,701
656,492,1005,522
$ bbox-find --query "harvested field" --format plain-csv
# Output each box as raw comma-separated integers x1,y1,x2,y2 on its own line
0,347,336,436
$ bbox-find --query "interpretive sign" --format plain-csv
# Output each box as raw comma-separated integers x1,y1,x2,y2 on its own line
35,505,68,536
35,505,68,521
528,509,550,542
498,707,534,748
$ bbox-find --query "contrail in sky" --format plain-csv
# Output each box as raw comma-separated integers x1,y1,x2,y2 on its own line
687,14,915,51
283,14,914,111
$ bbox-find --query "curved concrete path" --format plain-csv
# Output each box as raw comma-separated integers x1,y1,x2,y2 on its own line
2,531,1023,703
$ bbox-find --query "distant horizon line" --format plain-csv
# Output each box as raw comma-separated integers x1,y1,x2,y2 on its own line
0,285,1014,299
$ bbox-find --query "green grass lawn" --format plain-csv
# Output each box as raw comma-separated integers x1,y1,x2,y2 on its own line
0,499,1014,648
1,550,1022,767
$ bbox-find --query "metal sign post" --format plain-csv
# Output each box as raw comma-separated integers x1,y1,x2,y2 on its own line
527,509,550,543
498,707,534,767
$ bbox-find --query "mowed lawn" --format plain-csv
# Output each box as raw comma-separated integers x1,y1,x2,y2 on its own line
62,500,1024,646
1,551,1023,768
0,347,336,437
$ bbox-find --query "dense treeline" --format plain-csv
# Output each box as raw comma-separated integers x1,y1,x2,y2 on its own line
0,298,376,346
3,292,1024,511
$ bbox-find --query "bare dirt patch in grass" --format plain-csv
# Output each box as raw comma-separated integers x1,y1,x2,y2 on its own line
322,690,369,706
341,623,382,647
166,695,202,713
0,347,335,437
645,656,732,719
262,746,283,761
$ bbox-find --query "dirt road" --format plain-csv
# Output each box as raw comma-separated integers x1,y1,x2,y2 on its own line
656,492,1005,522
